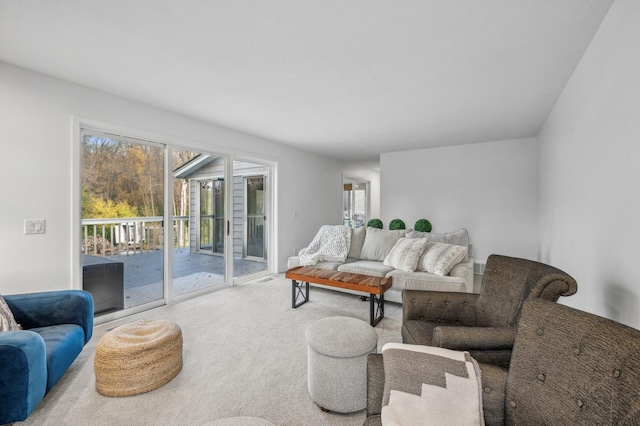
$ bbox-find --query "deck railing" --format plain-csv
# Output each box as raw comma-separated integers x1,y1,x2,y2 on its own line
82,216,189,257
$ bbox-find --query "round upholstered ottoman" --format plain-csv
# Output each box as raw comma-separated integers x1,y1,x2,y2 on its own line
305,316,378,413
94,319,183,396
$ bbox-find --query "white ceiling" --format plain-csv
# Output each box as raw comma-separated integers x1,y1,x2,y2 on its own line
0,0,614,163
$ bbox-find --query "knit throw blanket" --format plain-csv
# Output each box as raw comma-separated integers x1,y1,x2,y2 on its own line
381,343,485,426
298,225,351,266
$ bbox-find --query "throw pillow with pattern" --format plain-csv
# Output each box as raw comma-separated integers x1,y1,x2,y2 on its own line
383,238,429,272
0,295,22,332
417,242,468,276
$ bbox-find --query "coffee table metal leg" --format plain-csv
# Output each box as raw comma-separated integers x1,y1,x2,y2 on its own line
292,279,309,308
370,293,384,326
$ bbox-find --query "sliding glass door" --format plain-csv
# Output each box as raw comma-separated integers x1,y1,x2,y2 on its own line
172,151,228,297
81,131,165,314
81,129,231,317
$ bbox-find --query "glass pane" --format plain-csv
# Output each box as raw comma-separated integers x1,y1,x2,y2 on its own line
342,183,352,227
232,162,268,277
246,176,264,258
199,217,213,250
199,181,214,250
213,180,225,254
81,133,164,315
247,216,264,258
247,177,264,215
200,181,213,216
354,184,366,228
173,150,226,297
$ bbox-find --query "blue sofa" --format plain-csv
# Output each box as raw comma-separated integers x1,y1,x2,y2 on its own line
0,290,94,424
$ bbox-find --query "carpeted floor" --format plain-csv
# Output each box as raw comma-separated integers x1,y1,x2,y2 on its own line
18,274,402,426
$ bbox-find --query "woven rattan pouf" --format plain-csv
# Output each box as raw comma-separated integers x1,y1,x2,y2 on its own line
305,316,378,413
94,319,183,396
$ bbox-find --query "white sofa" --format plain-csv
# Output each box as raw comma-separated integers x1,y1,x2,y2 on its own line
287,227,474,303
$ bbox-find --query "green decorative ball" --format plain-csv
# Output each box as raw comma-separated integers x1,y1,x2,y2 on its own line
414,219,432,233
367,219,383,229
389,219,406,230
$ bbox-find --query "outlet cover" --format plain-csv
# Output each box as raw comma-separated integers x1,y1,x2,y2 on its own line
25,219,46,234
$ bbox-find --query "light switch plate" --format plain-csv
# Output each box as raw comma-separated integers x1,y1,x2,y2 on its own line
25,219,46,234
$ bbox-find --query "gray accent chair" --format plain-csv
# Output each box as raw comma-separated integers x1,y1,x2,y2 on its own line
365,298,640,425
402,254,577,367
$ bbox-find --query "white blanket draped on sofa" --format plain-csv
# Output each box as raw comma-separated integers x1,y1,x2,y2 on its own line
298,225,351,266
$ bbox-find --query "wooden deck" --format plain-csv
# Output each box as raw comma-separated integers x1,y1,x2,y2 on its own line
84,248,268,310
104,248,267,288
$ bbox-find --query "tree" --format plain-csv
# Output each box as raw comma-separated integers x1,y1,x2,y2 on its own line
82,134,164,218
82,189,138,219
81,134,200,249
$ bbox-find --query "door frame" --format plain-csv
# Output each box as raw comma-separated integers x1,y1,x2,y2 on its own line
342,176,370,229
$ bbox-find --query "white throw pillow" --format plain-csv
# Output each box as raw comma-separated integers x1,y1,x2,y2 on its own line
406,228,470,262
359,227,406,262
417,242,468,276
383,238,429,272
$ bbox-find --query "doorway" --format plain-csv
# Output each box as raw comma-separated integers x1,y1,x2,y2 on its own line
343,178,368,228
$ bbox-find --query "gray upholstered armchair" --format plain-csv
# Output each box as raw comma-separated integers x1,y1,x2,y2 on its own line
401,254,577,367
365,298,640,425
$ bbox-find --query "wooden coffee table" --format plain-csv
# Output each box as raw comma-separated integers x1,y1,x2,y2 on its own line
285,266,392,327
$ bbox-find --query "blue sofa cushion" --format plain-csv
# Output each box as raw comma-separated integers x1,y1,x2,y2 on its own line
30,324,85,393
0,331,47,423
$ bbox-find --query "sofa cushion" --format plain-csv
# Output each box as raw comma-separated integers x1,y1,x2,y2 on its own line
417,243,468,276
348,226,367,259
31,324,85,392
287,257,355,271
387,270,468,293
360,228,405,262
338,260,395,277
383,238,428,272
406,228,470,262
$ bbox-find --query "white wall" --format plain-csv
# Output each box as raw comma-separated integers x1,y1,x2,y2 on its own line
381,138,539,263
538,0,640,328
0,62,350,294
